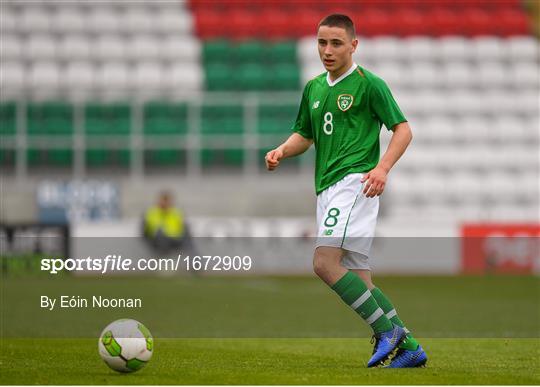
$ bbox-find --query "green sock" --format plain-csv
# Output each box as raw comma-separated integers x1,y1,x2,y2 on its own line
331,271,393,334
371,287,419,351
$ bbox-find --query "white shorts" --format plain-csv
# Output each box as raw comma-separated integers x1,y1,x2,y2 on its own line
316,173,379,270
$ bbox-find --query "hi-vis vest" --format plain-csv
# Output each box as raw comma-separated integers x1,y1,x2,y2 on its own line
144,206,184,238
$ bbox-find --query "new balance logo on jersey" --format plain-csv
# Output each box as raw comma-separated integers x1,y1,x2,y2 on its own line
312,101,320,109
324,229,333,235
337,94,354,111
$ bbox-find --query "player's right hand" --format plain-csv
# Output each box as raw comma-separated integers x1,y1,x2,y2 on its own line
265,148,283,171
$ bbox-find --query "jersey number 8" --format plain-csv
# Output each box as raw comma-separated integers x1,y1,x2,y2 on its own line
323,112,333,135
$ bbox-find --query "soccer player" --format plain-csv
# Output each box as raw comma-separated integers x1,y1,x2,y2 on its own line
265,14,427,368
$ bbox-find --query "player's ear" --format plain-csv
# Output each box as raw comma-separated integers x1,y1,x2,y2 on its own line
351,37,358,53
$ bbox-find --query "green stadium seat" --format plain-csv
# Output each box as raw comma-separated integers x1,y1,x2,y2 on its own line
203,40,231,63
201,148,244,166
86,149,130,167
235,63,267,90
27,102,73,136
205,63,234,91
201,103,243,134
258,103,297,133
267,41,297,64
272,64,300,90
144,149,185,166
0,102,17,135
85,103,131,136
27,149,73,166
235,40,265,63
144,102,188,135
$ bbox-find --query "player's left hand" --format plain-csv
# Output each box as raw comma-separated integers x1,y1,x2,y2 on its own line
361,166,387,198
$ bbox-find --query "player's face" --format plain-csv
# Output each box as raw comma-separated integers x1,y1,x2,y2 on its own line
317,25,357,78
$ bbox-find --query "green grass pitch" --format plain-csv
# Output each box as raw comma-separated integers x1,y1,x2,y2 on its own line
1,275,539,384
1,338,539,384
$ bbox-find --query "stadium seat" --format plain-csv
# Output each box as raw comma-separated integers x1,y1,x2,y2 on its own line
58,35,92,61
19,8,51,34
509,62,539,89
267,41,297,64
0,102,17,136
64,61,95,91
26,102,73,136
260,9,291,39
27,148,73,167
28,62,60,92
25,35,57,61
439,37,470,61
203,40,231,63
52,9,87,34
0,62,25,92
441,62,473,89
403,37,436,63
1,35,22,61
124,9,156,34
477,62,508,89
155,8,194,35
95,36,127,61
471,37,504,61
87,7,120,33
95,62,130,92
235,64,268,90
129,36,161,61
201,103,243,134
133,62,164,91
201,148,244,166
166,63,204,91
258,103,297,134
0,8,16,34
86,149,130,167
235,41,265,63
506,37,539,61
272,63,300,90
143,101,188,135
145,149,185,166
85,102,131,135
162,36,201,62
496,9,530,36
204,63,233,90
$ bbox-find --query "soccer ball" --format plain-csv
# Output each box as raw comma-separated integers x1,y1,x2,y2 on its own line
98,319,153,373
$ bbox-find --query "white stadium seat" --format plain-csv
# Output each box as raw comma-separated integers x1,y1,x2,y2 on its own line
506,37,540,62
166,63,203,92
442,62,473,89
471,37,504,62
403,37,436,63
0,9,16,33
52,9,87,34
367,37,404,62
64,61,96,90
87,8,120,33
155,9,194,35
0,35,22,61
0,62,25,91
95,35,127,61
459,115,489,143
19,8,51,33
29,61,60,90
490,115,526,143
509,62,539,89
25,35,57,61
301,63,325,84
124,9,157,34
477,62,508,89
409,62,440,88
133,62,164,90
439,37,470,62
162,36,202,62
128,35,161,61
375,63,404,88
419,116,456,143
58,35,92,61
298,37,318,65
96,62,129,92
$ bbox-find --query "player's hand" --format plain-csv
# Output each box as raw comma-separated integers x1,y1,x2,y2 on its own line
361,166,387,198
265,148,283,171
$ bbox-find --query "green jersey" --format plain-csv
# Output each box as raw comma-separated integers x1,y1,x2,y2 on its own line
293,64,407,195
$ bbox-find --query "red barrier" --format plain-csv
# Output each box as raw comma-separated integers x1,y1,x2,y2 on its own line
461,224,540,274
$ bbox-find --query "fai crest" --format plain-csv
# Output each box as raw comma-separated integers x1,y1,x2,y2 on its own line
337,94,354,111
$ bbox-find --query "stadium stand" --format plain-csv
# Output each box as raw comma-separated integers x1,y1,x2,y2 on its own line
0,0,538,223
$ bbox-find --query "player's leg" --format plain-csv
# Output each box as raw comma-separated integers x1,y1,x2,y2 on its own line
352,269,427,368
313,246,396,336
315,174,404,367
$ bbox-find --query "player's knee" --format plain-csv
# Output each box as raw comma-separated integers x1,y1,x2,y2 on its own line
312,248,340,279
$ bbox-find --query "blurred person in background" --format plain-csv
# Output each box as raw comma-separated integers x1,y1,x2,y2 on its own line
143,191,194,254
265,14,426,369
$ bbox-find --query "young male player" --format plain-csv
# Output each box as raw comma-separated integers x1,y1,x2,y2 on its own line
265,14,427,368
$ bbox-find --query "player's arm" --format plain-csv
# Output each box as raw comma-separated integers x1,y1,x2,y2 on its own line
362,121,412,197
265,133,313,171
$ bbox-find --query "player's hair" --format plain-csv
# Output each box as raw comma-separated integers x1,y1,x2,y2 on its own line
317,14,356,39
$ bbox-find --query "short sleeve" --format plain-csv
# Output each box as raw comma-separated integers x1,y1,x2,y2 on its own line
369,77,407,131
292,83,313,139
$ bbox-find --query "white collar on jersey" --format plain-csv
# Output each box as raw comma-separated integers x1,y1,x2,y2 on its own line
326,62,358,87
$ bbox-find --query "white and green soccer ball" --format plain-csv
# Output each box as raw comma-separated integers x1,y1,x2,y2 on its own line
98,319,153,373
